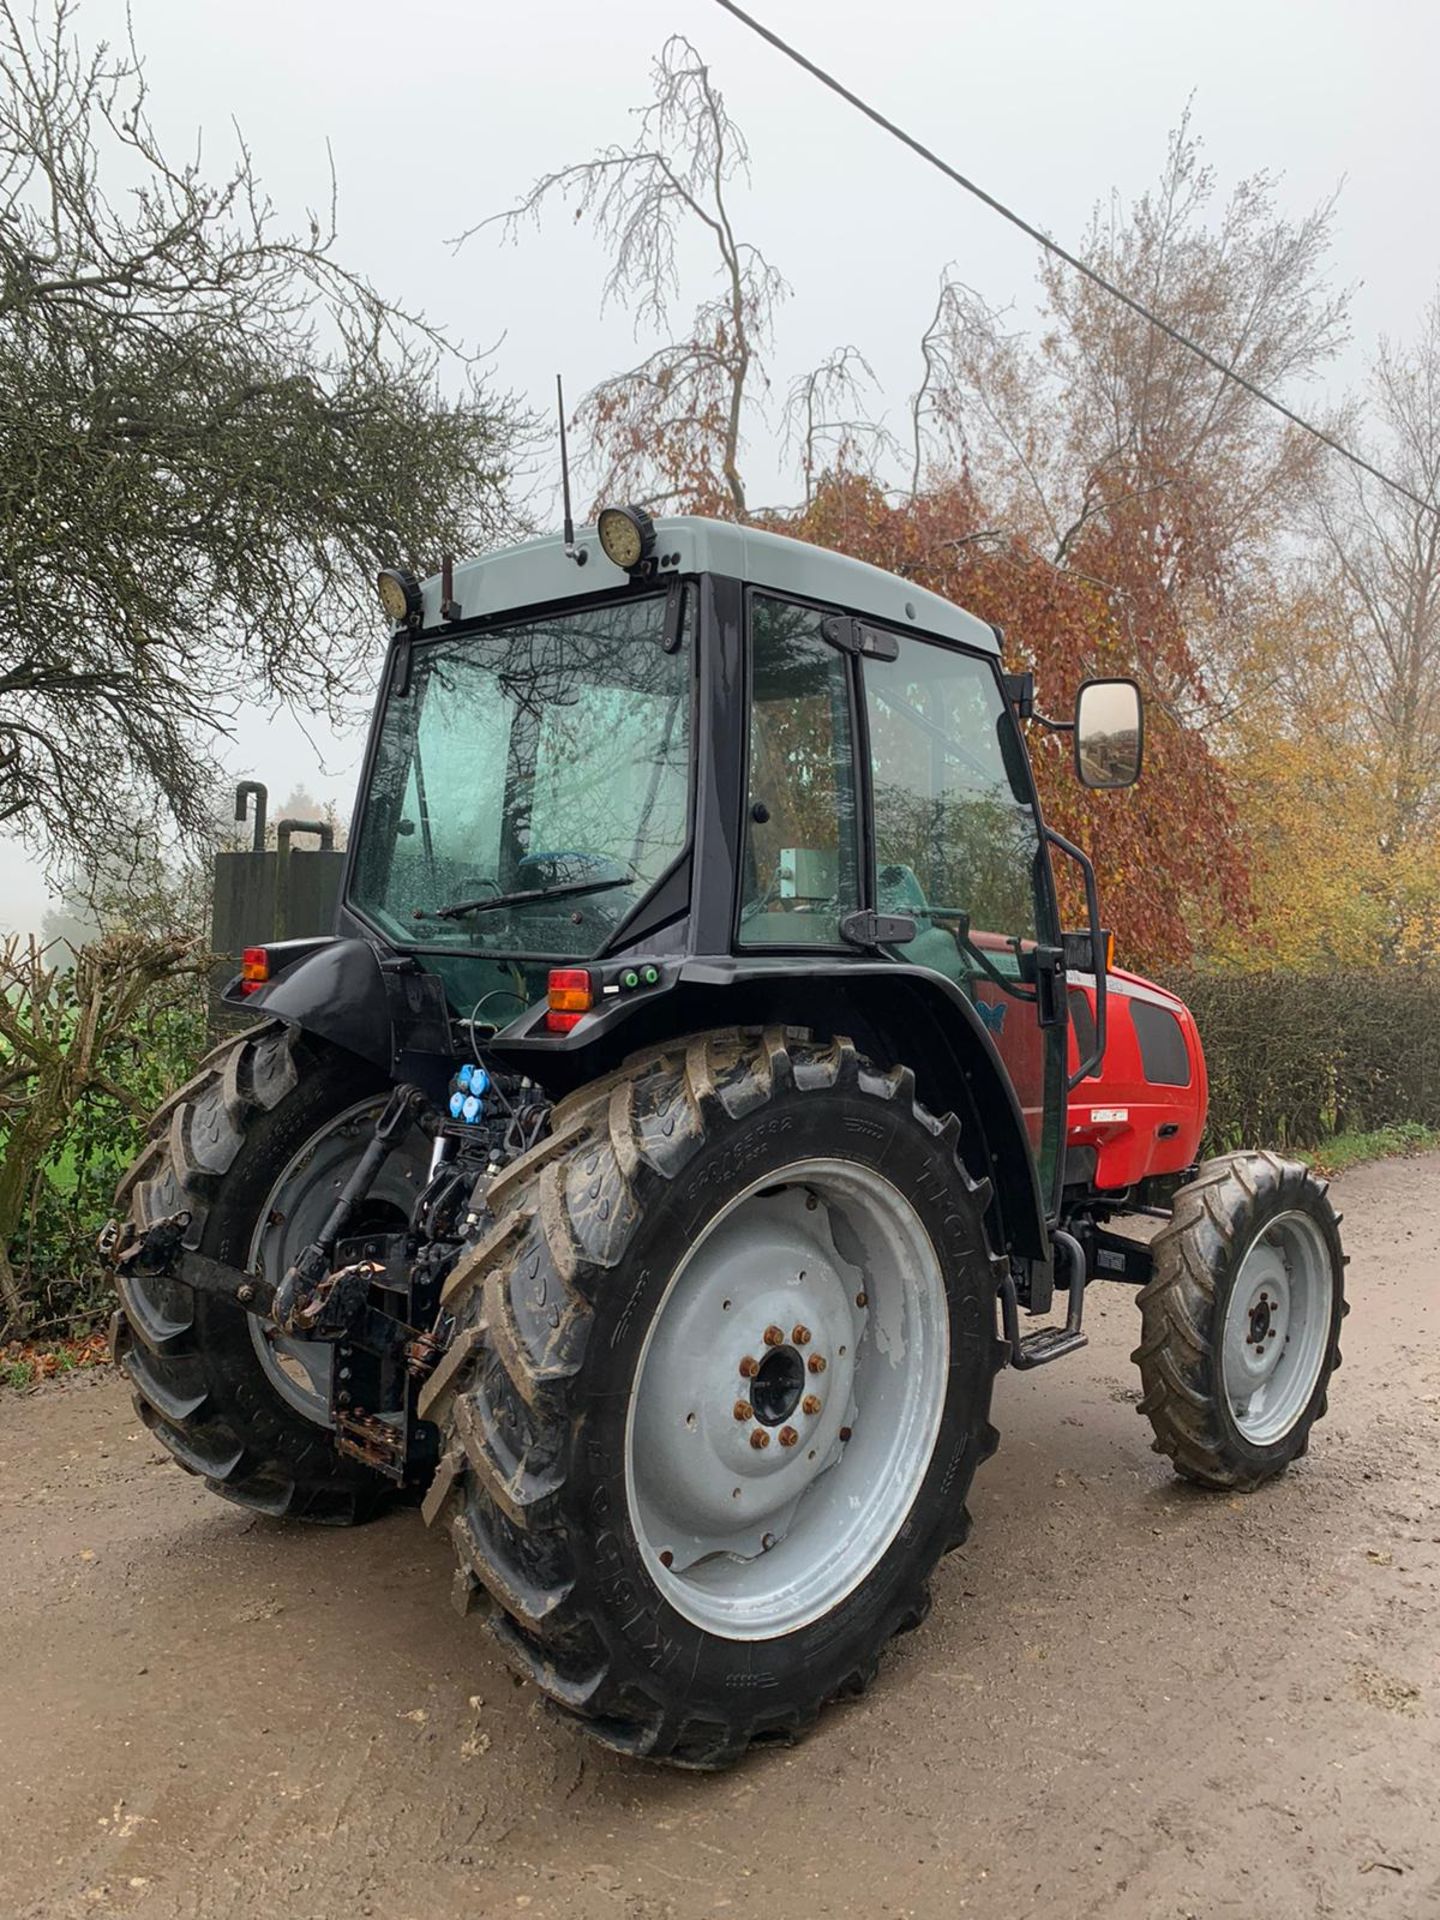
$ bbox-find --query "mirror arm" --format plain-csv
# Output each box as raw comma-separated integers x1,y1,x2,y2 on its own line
1004,674,1074,733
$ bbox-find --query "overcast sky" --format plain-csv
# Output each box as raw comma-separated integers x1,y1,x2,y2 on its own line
4,0,1437,934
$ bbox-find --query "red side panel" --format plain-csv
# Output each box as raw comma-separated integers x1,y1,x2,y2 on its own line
1065,967,1208,1192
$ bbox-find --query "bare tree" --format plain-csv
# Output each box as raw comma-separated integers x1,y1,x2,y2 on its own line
912,115,1349,590
783,346,897,509
1314,291,1440,861
472,36,784,518
0,0,527,871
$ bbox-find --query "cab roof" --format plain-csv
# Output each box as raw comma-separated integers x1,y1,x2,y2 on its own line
417,515,999,654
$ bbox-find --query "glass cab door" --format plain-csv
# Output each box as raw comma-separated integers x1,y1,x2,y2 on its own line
735,592,1064,1207
860,630,1065,1199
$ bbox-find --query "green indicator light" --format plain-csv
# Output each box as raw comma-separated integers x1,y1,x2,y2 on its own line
621,969,639,990
642,966,660,985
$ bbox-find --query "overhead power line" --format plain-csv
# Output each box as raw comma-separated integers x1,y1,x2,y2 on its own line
712,0,1439,522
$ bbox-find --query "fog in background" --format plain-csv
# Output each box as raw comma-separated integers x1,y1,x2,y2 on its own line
4,0,1435,933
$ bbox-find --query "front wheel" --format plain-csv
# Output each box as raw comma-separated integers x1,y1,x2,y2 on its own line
424,1028,1005,1768
1133,1152,1347,1491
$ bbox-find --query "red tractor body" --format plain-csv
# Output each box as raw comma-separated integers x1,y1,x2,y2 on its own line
1065,968,1208,1193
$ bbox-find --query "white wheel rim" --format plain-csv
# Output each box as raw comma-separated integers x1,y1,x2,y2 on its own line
1219,1209,1334,1446
624,1157,950,1642
246,1098,427,1426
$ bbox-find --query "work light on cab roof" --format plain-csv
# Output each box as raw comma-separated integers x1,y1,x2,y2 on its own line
376,567,422,625
596,503,656,573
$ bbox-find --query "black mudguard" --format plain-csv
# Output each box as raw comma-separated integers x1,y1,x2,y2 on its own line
224,938,454,1102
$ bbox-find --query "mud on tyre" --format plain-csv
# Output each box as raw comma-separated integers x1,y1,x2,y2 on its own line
422,1027,1005,1768
113,1021,428,1522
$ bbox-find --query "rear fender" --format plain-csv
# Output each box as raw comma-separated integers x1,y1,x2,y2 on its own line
490,959,1050,1261
224,938,453,1102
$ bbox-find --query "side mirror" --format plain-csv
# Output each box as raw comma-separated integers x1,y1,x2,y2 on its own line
1074,678,1143,789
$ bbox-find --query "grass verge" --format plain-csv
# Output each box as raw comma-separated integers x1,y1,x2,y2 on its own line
1299,1121,1440,1177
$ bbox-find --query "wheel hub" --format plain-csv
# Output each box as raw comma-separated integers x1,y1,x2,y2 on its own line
1246,1291,1277,1349
749,1344,806,1426
1230,1265,1291,1391
631,1243,859,1538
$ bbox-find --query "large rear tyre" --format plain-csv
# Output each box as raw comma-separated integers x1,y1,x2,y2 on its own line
112,1022,429,1522
423,1028,1005,1769
1133,1151,1346,1492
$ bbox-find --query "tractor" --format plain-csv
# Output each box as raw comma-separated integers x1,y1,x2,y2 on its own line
106,509,1346,1769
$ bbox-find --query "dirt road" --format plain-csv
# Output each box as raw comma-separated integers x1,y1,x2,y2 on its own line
2,1152,1437,1920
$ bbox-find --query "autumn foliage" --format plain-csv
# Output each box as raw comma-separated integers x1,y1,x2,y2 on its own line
494,41,1436,977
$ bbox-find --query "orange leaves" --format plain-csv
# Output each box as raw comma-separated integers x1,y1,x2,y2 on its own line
775,474,1250,972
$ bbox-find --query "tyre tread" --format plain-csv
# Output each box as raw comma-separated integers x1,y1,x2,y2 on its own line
112,1020,385,1525
1133,1151,1344,1491
432,1025,1003,1765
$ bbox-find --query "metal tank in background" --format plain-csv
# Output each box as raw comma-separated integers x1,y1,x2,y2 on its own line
208,781,343,1030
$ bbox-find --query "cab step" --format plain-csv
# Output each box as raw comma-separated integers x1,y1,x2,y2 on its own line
1014,1323,1088,1368
1000,1231,1089,1371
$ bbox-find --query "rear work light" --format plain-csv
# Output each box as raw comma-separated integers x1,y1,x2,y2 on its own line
546,968,593,1033
239,946,270,997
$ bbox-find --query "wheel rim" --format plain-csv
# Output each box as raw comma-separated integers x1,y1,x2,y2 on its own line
624,1157,950,1641
1219,1209,1334,1446
246,1098,428,1427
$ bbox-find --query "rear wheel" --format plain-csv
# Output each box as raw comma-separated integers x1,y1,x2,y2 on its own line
424,1028,1005,1768
113,1022,430,1522
1133,1152,1346,1491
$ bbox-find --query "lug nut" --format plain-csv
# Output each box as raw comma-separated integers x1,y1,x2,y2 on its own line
839,1425,852,1442
808,1353,827,1373
733,1400,753,1422
659,1550,674,1568
739,1355,759,1378
802,1394,822,1417
763,1324,785,1347
855,1291,868,1309
750,1429,771,1450
779,1426,798,1448
792,1324,811,1345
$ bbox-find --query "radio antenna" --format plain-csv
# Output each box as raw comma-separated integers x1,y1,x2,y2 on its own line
556,374,585,565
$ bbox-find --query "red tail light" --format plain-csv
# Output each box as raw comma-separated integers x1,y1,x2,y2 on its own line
546,967,592,1033
239,945,270,997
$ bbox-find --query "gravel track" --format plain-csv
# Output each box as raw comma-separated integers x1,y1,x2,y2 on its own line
1,1151,1436,1919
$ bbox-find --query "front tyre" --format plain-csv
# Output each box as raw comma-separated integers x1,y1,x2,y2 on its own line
425,1029,1005,1769
1133,1152,1347,1491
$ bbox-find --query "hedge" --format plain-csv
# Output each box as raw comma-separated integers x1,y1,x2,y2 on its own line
1168,970,1440,1152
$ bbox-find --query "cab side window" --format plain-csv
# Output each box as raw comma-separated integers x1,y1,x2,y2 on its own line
740,595,858,946
865,634,1042,955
